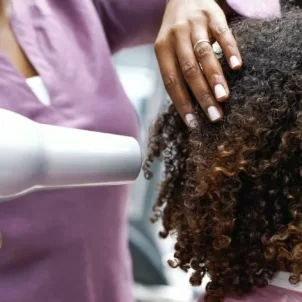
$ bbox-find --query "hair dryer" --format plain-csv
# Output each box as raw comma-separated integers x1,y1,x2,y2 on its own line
0,109,142,202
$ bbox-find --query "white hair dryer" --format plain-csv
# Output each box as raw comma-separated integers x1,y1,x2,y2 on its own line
0,109,142,202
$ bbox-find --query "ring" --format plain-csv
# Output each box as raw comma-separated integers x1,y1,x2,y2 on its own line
193,39,211,52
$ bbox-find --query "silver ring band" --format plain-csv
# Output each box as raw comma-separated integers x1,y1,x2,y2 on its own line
193,39,211,52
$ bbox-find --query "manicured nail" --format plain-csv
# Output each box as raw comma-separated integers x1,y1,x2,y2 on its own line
208,106,221,121
214,84,227,99
230,56,240,69
185,113,197,128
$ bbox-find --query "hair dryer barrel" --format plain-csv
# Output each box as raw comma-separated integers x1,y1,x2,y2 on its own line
0,109,142,201
38,124,142,186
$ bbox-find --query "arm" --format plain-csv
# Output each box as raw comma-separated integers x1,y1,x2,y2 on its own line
92,0,280,54
92,0,166,53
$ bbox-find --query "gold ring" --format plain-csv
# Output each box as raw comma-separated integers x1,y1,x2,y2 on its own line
193,39,211,52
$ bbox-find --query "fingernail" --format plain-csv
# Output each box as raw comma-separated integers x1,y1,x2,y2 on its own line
214,84,227,99
185,113,197,128
230,55,240,69
208,106,221,122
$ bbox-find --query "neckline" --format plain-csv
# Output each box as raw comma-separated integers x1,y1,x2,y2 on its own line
26,75,41,81
0,1,54,107
25,76,51,106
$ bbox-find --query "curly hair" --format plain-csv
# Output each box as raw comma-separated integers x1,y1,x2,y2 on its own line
143,9,302,301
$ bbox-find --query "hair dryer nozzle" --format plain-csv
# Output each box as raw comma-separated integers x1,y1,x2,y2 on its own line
0,109,142,201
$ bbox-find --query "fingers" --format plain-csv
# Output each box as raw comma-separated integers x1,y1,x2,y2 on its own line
209,9,242,70
154,3,243,125
192,29,229,103
173,26,222,122
155,4,240,125
155,36,197,128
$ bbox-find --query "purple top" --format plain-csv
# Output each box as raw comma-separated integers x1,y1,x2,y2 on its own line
227,0,281,19
198,285,302,302
0,1,280,302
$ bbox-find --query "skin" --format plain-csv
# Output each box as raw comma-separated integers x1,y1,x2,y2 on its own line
0,0,37,78
0,0,240,112
156,0,242,125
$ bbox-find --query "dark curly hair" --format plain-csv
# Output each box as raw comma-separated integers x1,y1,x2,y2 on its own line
143,9,302,302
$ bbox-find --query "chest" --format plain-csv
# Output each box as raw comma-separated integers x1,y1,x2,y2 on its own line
0,0,138,138
0,21,37,78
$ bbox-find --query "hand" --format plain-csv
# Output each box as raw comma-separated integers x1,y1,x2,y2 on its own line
155,0,242,126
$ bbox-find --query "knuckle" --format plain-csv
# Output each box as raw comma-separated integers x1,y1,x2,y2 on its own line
199,92,213,103
162,74,179,90
213,24,230,37
177,101,192,111
171,21,188,34
211,9,225,19
227,41,238,51
188,14,206,25
199,8,208,17
210,72,221,81
195,43,212,60
181,60,199,80
154,38,167,55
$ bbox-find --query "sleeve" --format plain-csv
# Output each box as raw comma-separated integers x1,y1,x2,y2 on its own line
226,0,281,19
92,0,166,53
93,0,281,54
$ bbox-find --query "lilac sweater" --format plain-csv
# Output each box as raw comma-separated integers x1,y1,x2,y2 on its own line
0,1,281,302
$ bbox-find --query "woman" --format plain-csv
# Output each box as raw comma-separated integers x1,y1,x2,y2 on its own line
0,0,279,302
144,8,302,302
